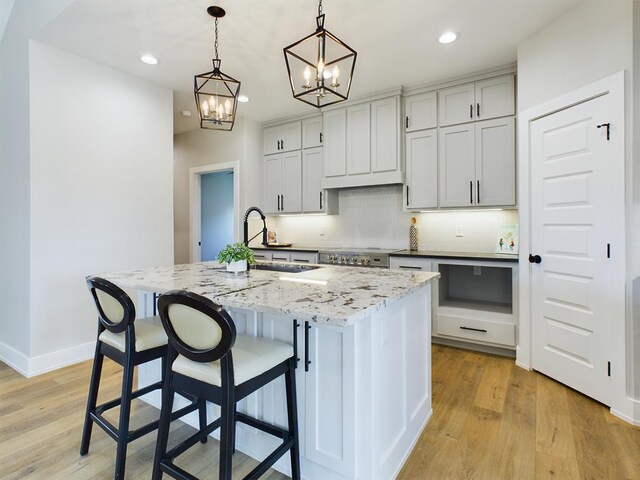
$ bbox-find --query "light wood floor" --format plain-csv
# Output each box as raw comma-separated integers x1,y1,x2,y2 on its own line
1,345,638,480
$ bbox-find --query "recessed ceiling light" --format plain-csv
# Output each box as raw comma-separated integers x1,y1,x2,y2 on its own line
140,54,158,65
237,95,250,103
438,31,458,44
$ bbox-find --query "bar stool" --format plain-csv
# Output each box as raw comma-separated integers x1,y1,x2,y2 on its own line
152,290,301,480
81,276,203,479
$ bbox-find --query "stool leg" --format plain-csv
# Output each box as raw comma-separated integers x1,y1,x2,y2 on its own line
152,373,175,480
231,404,237,454
285,358,301,480
80,342,104,455
114,356,135,480
219,387,234,480
198,398,208,444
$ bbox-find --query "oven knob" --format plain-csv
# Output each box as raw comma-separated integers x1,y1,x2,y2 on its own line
329,255,335,261
363,257,370,265
350,258,356,264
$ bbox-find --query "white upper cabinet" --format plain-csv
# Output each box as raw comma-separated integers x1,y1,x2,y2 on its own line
438,124,476,207
404,91,437,132
323,109,347,178
347,103,371,175
474,75,515,121
262,151,302,214
322,95,403,189
438,118,516,208
263,121,302,155
438,83,475,127
406,129,438,209
302,116,323,149
438,74,515,127
371,97,399,173
475,117,515,206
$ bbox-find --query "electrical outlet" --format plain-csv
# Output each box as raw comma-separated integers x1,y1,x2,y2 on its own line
456,225,464,237
473,266,482,276
319,229,325,236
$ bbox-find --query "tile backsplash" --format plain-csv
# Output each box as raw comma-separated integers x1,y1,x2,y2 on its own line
267,185,518,253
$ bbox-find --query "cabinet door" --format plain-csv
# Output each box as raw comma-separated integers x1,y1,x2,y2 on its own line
438,124,475,207
281,151,302,213
302,147,324,212
346,103,371,175
475,117,515,206
474,75,515,121
405,91,437,132
280,121,302,152
371,97,399,173
304,323,356,478
438,83,475,127
263,126,281,155
263,154,282,214
302,117,323,149
323,109,347,177
406,129,438,209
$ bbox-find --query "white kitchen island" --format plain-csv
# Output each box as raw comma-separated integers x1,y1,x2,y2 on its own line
99,262,439,480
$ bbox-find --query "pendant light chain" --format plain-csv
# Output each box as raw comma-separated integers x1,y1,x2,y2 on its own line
318,0,323,16
214,17,219,60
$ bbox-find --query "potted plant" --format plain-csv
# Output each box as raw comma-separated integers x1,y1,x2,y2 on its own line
217,243,255,273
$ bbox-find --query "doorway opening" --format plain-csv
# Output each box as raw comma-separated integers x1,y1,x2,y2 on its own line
189,161,240,262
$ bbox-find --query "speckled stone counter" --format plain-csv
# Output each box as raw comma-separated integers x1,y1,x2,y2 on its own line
97,261,439,327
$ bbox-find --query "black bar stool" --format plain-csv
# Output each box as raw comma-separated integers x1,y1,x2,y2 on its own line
152,290,301,480
81,277,203,479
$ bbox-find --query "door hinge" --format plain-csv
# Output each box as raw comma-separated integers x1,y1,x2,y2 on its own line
607,243,611,258
608,361,611,377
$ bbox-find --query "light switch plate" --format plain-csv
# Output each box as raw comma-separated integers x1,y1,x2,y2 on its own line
456,225,464,237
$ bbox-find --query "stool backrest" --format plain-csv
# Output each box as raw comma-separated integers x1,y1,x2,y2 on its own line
157,290,236,363
86,276,136,334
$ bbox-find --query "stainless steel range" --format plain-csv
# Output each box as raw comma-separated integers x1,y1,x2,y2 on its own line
318,247,403,268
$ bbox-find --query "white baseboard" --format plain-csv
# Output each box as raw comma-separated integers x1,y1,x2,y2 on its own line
0,342,30,376
0,340,96,377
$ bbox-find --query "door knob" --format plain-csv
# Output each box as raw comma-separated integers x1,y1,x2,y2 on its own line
528,254,542,264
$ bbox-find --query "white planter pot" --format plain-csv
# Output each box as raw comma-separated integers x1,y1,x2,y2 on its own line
226,259,247,273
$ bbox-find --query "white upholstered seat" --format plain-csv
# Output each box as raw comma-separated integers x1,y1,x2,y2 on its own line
98,315,168,352
172,335,293,386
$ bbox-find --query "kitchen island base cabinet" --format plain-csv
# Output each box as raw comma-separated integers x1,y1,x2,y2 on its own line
137,286,432,480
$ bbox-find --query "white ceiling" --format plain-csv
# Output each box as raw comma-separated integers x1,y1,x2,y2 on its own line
35,0,581,134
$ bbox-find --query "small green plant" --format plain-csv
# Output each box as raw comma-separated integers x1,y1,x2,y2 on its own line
217,243,256,265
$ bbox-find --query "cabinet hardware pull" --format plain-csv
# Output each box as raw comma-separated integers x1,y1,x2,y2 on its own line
281,139,285,149
528,254,542,264
277,140,281,150
293,258,309,263
469,181,473,204
277,194,280,211
320,132,323,143
470,104,473,119
320,191,323,209
477,103,480,118
399,265,422,270
460,326,487,333
293,319,300,369
281,194,284,211
477,180,480,204
406,185,410,206
405,116,409,129
607,243,611,258
273,256,287,261
304,321,311,372
596,123,611,141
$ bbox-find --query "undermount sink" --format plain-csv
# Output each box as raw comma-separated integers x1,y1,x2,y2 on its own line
251,264,321,274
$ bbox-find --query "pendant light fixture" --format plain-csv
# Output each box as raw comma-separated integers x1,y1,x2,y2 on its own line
194,6,241,131
283,0,357,108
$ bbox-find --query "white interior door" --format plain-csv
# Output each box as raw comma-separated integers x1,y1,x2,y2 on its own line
530,93,622,406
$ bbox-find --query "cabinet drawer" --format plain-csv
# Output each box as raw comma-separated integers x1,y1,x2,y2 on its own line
289,252,318,264
270,252,291,262
252,251,272,261
436,312,515,347
390,256,432,271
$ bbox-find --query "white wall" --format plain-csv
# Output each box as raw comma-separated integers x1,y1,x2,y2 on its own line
173,117,262,264
0,0,75,367
272,185,518,253
517,0,640,420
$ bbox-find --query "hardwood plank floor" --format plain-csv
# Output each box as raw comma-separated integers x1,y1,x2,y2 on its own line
1,344,638,479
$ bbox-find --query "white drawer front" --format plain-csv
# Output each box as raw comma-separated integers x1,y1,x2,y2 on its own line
252,251,272,261
390,256,432,271
436,313,515,347
289,252,318,264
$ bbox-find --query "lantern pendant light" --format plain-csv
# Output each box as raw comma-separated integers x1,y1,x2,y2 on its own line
283,0,357,108
194,6,241,131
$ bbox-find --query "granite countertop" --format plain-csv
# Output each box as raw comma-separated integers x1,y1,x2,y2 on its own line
250,245,320,253
391,250,519,262
97,262,439,327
